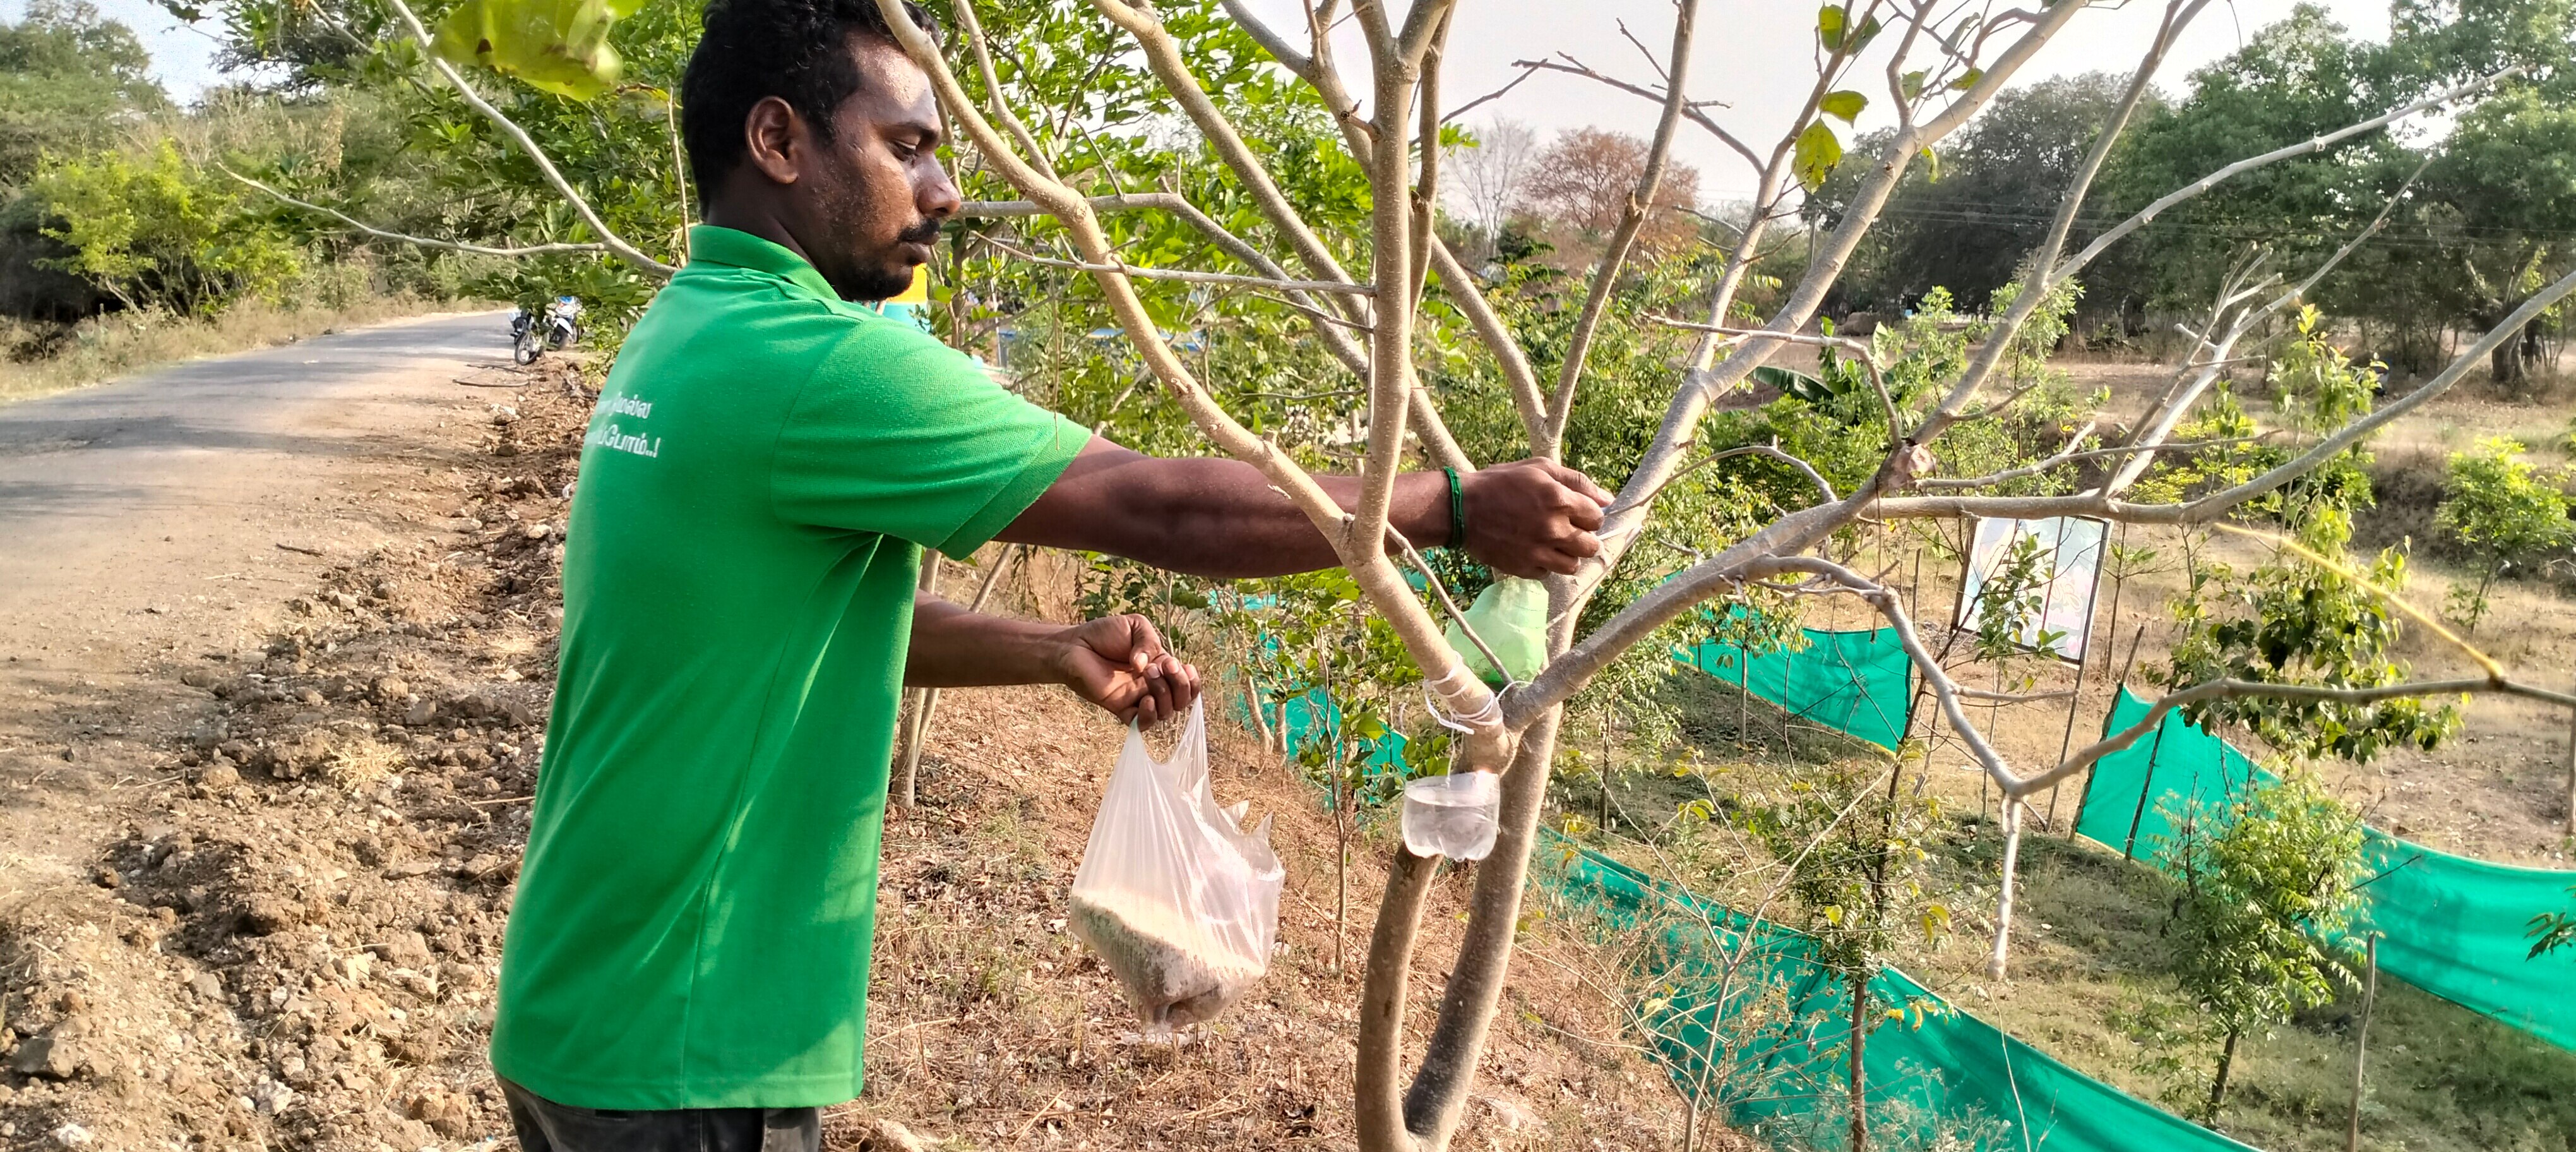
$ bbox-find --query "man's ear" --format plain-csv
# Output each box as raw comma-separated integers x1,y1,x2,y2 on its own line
742,95,803,185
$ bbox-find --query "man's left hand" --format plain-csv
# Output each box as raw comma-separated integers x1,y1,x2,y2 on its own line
1051,614,1202,728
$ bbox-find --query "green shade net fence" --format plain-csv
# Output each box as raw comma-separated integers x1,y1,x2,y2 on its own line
1237,607,1918,777
1551,841,2260,1152
1227,681,1410,779
2075,687,2576,1052
1678,620,1917,751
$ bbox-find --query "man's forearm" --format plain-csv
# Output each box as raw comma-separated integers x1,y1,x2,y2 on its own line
903,595,1066,688
1001,447,1452,579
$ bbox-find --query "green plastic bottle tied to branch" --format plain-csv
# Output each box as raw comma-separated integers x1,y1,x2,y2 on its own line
431,0,643,100
1443,577,1548,687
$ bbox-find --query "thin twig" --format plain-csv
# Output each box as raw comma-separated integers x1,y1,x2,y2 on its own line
974,236,1376,295
225,168,612,259
378,0,677,277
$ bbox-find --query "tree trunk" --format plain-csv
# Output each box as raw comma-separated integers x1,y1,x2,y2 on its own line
2493,335,2526,388
2209,1027,2240,1124
1848,968,1871,1152
1357,707,1561,1152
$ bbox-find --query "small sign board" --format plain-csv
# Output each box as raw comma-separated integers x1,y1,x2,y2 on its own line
1954,515,2109,664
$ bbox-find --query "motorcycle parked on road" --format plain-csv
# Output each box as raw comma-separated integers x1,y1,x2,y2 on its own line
510,296,583,364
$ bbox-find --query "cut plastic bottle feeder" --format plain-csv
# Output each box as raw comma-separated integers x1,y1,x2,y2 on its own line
1400,771,1501,861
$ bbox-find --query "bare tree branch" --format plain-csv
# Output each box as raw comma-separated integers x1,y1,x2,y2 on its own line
973,236,1378,294
1878,262,2576,524
962,193,1279,287
1541,0,1702,458
1101,0,1367,313
1916,421,2097,490
950,0,1063,182
1915,431,2272,491
1907,0,2209,447
224,167,611,259
2096,158,2429,493
2051,66,2519,290
1509,57,1763,173
2034,675,2576,796
1427,239,1549,448
378,0,678,277
1439,67,1536,127
1598,0,2090,569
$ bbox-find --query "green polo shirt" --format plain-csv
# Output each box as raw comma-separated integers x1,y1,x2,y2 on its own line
490,225,1088,1108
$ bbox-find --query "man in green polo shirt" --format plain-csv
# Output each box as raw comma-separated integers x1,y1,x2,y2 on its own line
488,0,1611,1146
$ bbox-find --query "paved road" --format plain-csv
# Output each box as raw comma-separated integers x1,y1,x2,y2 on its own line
0,309,514,889
0,311,506,541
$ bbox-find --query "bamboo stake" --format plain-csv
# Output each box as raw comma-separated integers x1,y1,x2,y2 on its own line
2347,933,2379,1152
2044,640,2093,829
2564,702,2575,839
896,546,1023,809
893,555,945,812
2072,624,2150,840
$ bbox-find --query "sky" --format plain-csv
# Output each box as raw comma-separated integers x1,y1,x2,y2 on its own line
11,0,2396,197
1239,0,2395,199
1,0,237,94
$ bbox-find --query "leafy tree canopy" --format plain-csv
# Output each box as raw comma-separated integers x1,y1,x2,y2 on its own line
0,0,169,186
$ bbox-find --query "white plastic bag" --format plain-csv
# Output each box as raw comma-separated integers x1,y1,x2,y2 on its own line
1068,701,1282,1027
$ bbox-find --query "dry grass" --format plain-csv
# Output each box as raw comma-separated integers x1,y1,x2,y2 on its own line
830,553,1698,1150
318,732,406,796
1900,827,2576,1152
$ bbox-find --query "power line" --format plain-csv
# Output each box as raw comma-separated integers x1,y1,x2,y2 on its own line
1838,199,2576,249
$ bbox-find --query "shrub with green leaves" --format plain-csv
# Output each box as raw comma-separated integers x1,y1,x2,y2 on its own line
2164,509,2456,763
2436,436,2575,631
32,141,302,316
2158,769,2368,1121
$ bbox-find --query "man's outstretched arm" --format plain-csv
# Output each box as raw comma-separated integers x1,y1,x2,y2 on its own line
998,440,1612,580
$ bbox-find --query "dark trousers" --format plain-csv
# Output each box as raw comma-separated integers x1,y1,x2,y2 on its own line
501,1078,820,1152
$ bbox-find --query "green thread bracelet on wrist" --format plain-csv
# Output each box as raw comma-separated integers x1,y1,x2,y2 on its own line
1444,466,1466,549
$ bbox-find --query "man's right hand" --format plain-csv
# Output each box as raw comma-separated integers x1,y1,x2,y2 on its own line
1459,460,1613,579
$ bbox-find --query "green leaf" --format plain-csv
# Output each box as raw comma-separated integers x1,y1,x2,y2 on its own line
1816,4,1846,50
1851,16,1883,51
1351,711,1389,741
1792,121,1842,192
431,0,633,100
1900,70,1926,100
1819,90,1867,123
1949,67,1984,92
1753,364,1834,404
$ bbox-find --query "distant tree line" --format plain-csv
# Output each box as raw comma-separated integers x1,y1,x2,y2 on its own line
1804,1,2576,382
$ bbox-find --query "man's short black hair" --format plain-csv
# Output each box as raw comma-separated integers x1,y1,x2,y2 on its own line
679,0,941,199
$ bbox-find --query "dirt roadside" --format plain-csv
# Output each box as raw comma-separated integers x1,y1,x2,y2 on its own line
1,311,511,899
0,316,1682,1152
0,311,564,1151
